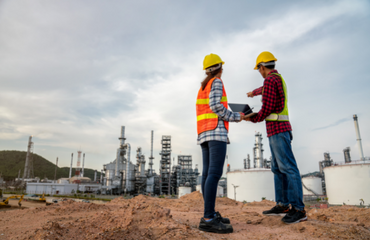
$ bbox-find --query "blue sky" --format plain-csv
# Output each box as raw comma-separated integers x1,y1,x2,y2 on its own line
0,0,369,176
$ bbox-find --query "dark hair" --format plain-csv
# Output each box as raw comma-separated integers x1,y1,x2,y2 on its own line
264,61,275,70
201,64,222,90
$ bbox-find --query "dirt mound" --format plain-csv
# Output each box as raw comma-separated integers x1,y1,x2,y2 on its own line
244,199,276,207
179,191,203,201
29,194,205,240
308,206,370,227
1,194,370,239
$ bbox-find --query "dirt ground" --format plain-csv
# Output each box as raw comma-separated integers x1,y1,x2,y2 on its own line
0,192,369,239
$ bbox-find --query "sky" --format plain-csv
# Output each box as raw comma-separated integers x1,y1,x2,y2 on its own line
0,0,369,177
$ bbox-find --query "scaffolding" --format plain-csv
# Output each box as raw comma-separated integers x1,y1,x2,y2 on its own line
159,136,171,195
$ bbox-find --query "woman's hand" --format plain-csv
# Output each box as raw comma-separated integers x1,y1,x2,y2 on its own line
237,112,244,122
247,92,254,98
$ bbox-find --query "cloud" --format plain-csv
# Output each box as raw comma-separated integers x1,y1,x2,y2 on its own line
0,0,369,176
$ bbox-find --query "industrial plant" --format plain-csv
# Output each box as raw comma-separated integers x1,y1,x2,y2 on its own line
20,126,200,196
2,114,369,206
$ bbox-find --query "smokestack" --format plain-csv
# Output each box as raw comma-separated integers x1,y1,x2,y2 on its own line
148,130,154,176
100,169,103,183
353,114,365,161
22,136,33,180
82,153,85,177
76,151,82,176
227,164,230,172
343,147,351,163
69,153,73,179
54,157,58,181
94,170,97,182
18,169,21,180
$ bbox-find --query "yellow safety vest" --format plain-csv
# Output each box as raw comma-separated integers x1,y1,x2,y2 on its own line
264,73,289,122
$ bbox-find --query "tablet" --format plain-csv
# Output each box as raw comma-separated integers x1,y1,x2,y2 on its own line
228,103,253,115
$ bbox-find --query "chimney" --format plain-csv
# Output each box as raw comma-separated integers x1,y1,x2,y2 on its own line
69,153,73,179
353,114,364,161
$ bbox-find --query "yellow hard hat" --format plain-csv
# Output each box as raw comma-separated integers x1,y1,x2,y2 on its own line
254,51,277,70
203,53,225,70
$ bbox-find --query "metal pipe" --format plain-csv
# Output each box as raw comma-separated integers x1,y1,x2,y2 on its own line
115,149,120,177
122,143,131,191
149,130,154,176
353,114,364,161
69,153,73,179
82,153,85,177
94,170,97,182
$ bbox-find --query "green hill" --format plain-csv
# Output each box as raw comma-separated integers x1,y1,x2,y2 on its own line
0,150,102,181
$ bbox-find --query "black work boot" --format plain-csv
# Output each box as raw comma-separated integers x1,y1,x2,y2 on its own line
199,217,233,234
282,207,307,224
215,211,231,224
262,205,290,216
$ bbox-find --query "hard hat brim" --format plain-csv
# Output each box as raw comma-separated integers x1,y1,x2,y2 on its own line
203,61,225,70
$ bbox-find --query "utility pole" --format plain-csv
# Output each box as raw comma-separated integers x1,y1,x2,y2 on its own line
232,184,239,201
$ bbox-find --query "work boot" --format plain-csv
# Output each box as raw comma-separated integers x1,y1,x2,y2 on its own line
199,217,233,234
282,207,307,224
262,205,289,216
215,211,230,224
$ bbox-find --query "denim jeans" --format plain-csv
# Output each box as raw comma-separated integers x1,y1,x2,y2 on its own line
201,141,227,218
269,131,305,210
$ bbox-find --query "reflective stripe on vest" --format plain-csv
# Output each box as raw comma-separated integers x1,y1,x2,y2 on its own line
264,73,289,122
196,77,229,135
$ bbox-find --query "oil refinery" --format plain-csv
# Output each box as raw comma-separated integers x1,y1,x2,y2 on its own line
5,114,370,206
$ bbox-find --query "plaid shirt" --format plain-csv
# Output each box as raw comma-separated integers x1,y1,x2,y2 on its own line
197,78,241,145
250,70,292,137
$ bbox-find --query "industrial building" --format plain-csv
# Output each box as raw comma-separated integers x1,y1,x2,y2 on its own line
303,114,370,205
100,127,200,195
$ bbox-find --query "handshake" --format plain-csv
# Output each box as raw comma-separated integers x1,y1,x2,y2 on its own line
237,112,254,122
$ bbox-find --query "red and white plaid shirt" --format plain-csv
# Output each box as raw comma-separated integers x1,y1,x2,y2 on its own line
250,70,292,137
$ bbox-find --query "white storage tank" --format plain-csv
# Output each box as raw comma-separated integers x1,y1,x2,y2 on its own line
178,187,192,198
324,163,370,205
217,186,224,197
227,169,274,202
302,176,323,195
195,184,223,197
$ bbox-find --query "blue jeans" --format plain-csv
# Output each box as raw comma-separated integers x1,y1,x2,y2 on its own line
201,141,227,218
269,131,305,210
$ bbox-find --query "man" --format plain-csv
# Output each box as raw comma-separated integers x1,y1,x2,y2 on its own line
244,51,307,224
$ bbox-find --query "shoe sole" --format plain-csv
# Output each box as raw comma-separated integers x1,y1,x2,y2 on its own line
199,226,233,234
283,216,308,224
263,213,287,216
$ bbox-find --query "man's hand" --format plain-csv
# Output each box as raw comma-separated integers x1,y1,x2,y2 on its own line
247,92,254,98
241,115,251,121
236,112,244,122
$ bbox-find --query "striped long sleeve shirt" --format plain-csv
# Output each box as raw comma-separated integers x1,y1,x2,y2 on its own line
197,78,241,145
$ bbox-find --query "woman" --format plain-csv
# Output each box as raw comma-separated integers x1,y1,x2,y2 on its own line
196,53,243,234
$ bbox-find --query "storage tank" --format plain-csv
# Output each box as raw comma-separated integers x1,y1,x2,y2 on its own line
178,186,192,198
324,163,370,205
227,169,274,202
302,176,323,195
195,184,223,197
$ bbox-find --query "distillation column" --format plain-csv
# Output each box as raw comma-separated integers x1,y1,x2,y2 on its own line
253,133,264,168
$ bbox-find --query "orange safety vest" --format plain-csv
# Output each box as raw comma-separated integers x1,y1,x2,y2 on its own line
196,77,229,135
